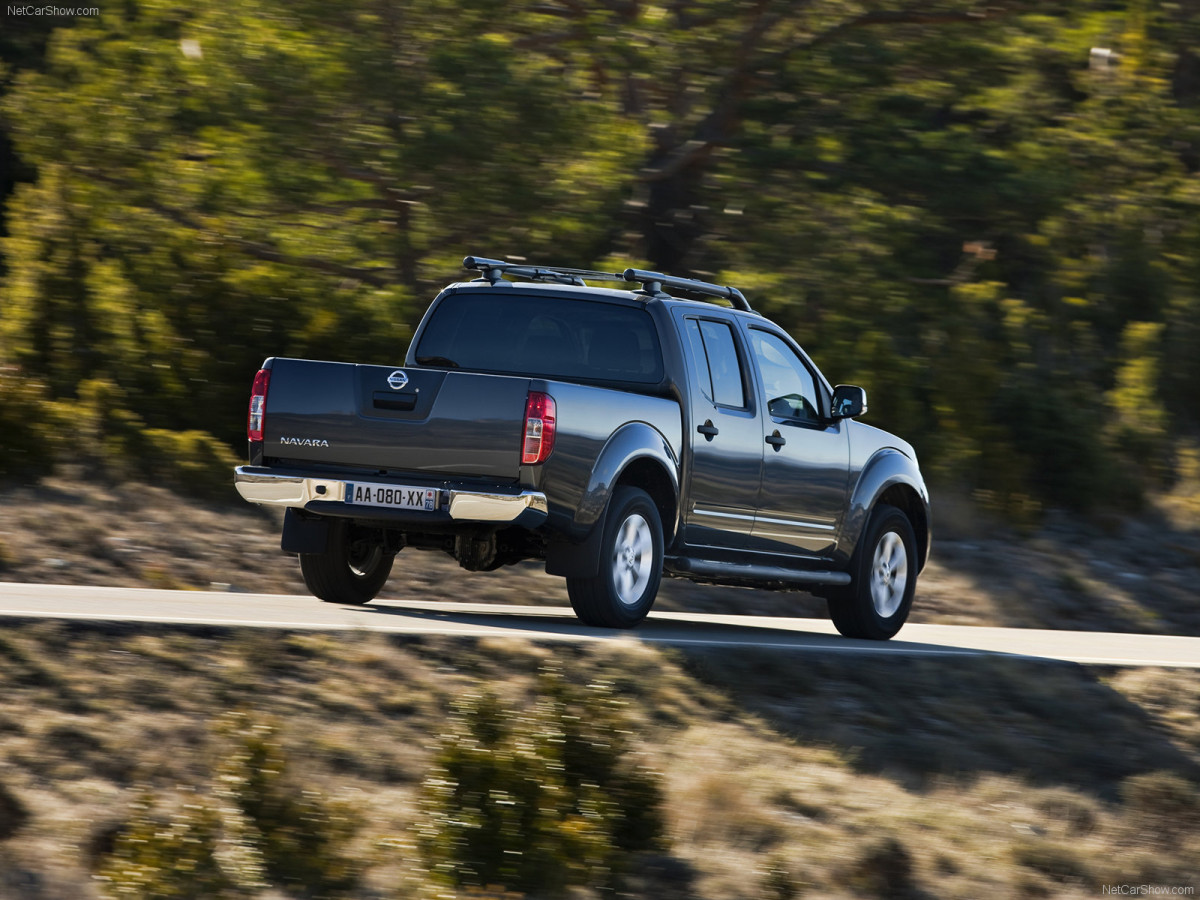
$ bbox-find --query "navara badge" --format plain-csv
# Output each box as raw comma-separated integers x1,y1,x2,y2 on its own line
387,370,408,390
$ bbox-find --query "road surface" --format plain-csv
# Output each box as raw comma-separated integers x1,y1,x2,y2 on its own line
1,582,1198,668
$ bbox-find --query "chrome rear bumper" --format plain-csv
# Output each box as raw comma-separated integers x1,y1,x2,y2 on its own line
234,468,548,525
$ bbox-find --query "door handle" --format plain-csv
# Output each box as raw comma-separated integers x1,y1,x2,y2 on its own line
697,419,719,441
766,429,786,450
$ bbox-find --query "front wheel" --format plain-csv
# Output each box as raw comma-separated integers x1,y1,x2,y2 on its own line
566,486,663,628
827,504,916,640
299,519,394,605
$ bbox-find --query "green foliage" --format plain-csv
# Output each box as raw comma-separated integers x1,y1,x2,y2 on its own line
95,796,238,900
95,710,362,899
417,671,666,895
0,367,56,479
1107,321,1171,483
0,0,637,447
215,709,363,898
141,429,240,502
1,371,237,499
704,2,1200,515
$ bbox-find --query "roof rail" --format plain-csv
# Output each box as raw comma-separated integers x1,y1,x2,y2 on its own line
622,268,752,312
461,255,753,312
462,256,626,288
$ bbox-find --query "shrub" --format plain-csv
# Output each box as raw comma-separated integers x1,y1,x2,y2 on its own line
1121,771,1200,844
95,712,362,899
846,836,918,899
1012,838,1091,885
761,857,805,899
0,370,239,500
95,796,238,900
0,780,29,841
0,367,57,479
140,429,241,502
1034,788,1099,836
417,671,666,896
539,671,666,854
215,710,363,898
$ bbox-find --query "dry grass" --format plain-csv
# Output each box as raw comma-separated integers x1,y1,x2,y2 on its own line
0,623,1194,898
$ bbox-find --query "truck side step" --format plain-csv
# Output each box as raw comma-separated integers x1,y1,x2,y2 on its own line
665,557,852,586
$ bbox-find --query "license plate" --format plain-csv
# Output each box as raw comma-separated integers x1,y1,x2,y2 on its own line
344,482,438,511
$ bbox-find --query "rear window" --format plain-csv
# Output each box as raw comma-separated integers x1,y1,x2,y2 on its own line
415,292,664,384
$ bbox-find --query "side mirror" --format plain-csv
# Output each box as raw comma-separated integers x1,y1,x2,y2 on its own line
831,384,867,419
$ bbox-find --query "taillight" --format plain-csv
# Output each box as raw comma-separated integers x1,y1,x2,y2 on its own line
247,368,270,442
522,391,556,465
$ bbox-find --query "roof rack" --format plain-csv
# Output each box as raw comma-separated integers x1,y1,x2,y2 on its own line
461,255,753,312
462,256,626,288
621,268,752,312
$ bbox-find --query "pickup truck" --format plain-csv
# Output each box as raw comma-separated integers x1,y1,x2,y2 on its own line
235,256,930,639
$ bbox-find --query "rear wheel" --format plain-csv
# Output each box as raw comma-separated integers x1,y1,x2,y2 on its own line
299,519,394,605
566,486,663,628
827,504,916,640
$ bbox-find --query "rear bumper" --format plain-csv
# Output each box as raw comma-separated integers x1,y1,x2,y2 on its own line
233,467,548,527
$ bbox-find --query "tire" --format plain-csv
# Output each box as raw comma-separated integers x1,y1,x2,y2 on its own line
299,519,394,605
827,504,916,640
566,486,663,628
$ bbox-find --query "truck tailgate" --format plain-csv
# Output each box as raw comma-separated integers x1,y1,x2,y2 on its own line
264,358,529,481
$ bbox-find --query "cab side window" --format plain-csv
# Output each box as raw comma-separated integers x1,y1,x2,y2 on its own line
749,329,821,424
684,318,747,409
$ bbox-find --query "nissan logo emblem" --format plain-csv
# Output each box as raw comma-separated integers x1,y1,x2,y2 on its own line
387,370,409,390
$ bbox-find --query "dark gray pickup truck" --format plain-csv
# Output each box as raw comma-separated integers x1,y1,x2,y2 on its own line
235,256,930,639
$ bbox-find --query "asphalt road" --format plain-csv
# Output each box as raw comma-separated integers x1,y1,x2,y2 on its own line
1,582,1198,668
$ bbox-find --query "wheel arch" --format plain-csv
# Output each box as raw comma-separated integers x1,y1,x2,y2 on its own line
613,457,678,546
842,449,931,573
874,482,930,573
545,422,679,578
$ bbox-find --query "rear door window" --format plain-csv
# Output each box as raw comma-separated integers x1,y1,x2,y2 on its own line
683,317,747,409
683,319,713,400
416,292,664,384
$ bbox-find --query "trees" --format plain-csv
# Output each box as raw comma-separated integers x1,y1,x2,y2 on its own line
1,0,637,451
1,0,1196,513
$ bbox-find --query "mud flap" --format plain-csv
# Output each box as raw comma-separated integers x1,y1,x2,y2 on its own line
545,508,608,578
281,508,331,555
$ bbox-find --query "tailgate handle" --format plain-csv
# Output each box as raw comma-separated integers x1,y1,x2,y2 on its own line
372,390,418,411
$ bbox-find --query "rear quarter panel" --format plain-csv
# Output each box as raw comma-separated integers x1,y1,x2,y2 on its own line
531,380,682,541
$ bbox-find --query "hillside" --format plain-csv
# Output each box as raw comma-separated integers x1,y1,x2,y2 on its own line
0,478,1197,896
0,622,1195,898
